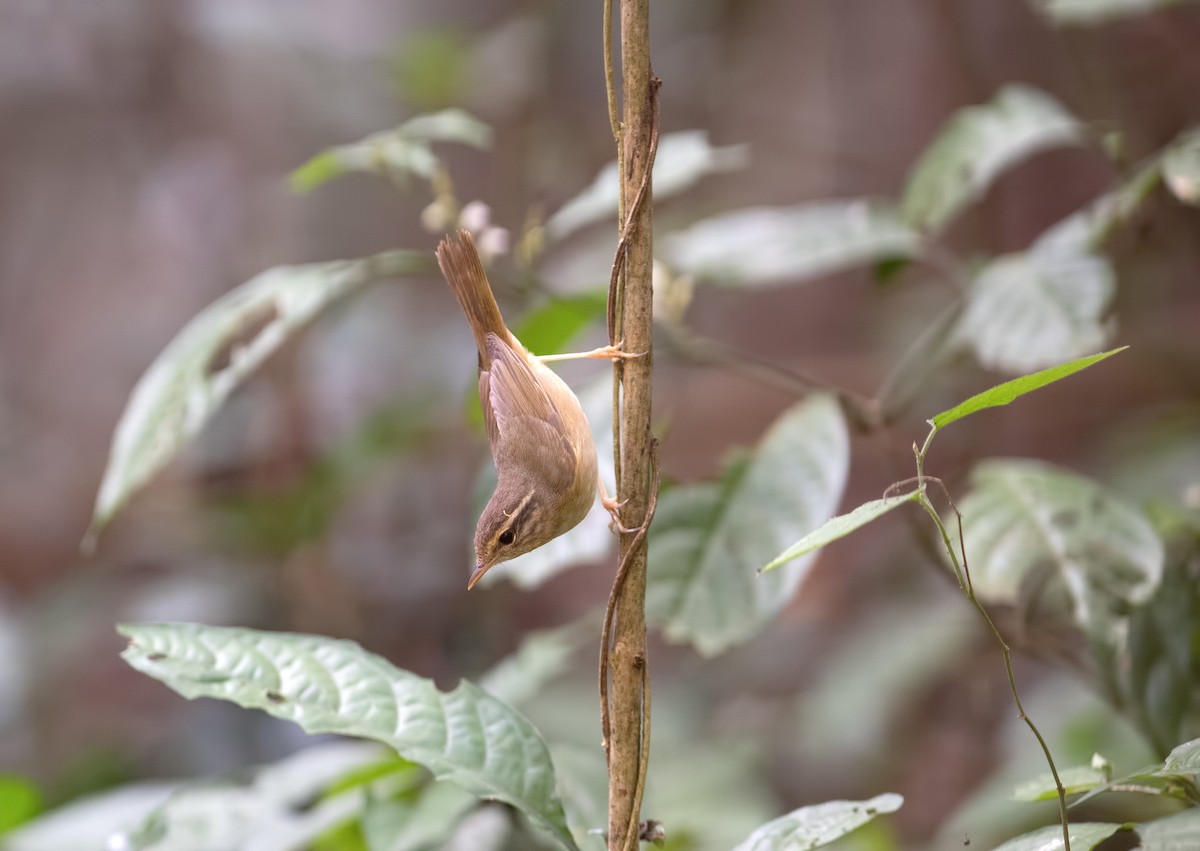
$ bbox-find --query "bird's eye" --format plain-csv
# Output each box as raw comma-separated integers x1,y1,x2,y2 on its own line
499,529,515,546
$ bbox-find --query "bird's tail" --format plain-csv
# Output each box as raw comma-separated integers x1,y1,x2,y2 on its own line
435,229,509,364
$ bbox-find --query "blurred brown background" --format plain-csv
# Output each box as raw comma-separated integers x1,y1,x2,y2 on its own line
1,0,1199,847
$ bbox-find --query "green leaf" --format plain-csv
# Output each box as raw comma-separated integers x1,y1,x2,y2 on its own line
760,492,919,574
664,200,919,287
1034,0,1197,26
2,784,176,851
1034,160,1163,255
0,775,41,834
647,395,849,656
512,292,608,358
991,823,1123,851
949,459,1164,645
1012,764,1110,801
290,109,491,193
930,347,1126,430
478,620,592,709
1138,808,1200,849
1163,127,1200,206
88,251,430,539
957,249,1116,374
1159,737,1200,776
118,623,579,851
730,793,903,851
902,85,1084,232
115,742,388,851
480,378,617,589
545,131,748,240
361,781,477,851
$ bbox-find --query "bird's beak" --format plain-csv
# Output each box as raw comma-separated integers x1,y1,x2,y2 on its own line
467,560,491,590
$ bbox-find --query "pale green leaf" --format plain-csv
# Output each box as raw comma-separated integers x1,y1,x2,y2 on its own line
991,823,1123,851
760,492,919,573
291,109,491,192
1159,736,1200,776
545,131,748,240
950,459,1164,645
118,623,578,851
902,85,1084,231
362,781,477,851
1163,127,1200,206
547,745,608,851
1138,808,1200,849
115,742,387,851
647,395,849,656
481,378,617,589
1034,0,1198,26
1012,764,1110,801
1,784,176,851
664,200,919,287
88,252,429,538
930,347,1126,430
478,620,592,709
957,249,1115,374
730,793,903,851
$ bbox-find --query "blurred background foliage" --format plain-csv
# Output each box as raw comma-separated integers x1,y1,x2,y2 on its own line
1,0,1200,849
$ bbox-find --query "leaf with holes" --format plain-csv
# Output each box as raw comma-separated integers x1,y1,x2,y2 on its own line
949,459,1164,646
118,623,578,851
731,794,903,851
664,200,919,287
902,85,1084,232
88,252,430,540
647,395,849,656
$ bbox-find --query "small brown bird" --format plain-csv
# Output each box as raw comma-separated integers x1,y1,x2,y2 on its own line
436,230,627,588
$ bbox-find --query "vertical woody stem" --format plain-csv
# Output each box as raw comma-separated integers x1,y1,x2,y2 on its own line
605,0,654,848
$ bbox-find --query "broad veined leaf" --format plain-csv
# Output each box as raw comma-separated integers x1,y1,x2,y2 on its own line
730,793,903,851
1137,808,1200,849
545,131,748,240
1159,736,1200,776
647,395,849,656
949,459,1164,645
1033,0,1198,26
1163,127,1200,206
991,823,1123,851
930,347,1126,430
663,200,919,287
118,624,579,851
88,252,430,539
957,249,1115,374
902,85,1084,232
291,109,491,192
480,377,618,590
761,492,920,573
113,742,388,851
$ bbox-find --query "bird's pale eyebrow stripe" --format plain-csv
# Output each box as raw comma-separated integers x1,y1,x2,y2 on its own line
501,489,537,537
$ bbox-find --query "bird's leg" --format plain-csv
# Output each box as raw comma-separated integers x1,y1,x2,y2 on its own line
536,339,645,363
598,479,638,534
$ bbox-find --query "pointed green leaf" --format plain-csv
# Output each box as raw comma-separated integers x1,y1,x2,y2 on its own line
665,200,919,287
730,793,903,851
290,109,491,193
647,395,849,656
545,131,748,240
760,492,920,574
88,252,430,538
949,459,1164,645
930,347,1126,430
991,823,1123,851
957,249,1115,374
118,623,578,851
1163,127,1200,206
902,85,1084,232
1012,764,1110,801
